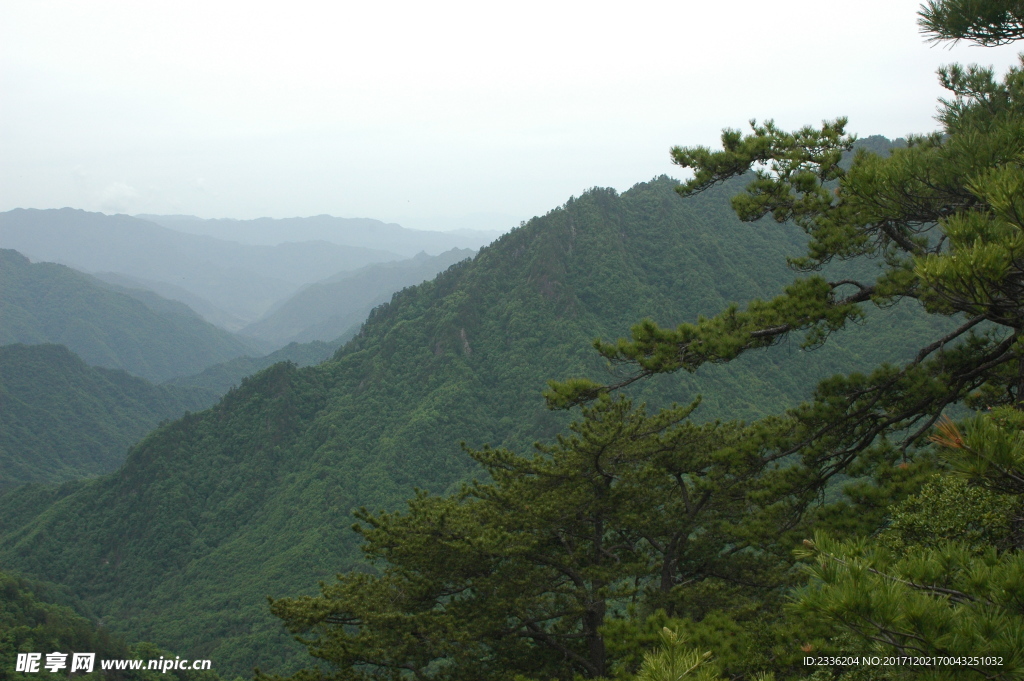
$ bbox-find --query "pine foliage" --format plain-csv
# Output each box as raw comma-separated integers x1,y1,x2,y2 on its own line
633,628,719,681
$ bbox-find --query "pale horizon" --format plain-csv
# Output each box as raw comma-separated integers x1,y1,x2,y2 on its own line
3,0,1022,229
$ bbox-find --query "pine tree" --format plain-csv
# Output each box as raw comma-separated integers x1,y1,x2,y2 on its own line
265,396,797,681
548,3,1024,675
793,409,1024,680
546,0,1024,504
632,628,720,681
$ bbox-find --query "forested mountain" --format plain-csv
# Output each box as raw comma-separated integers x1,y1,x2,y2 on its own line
0,344,214,491
138,214,501,255
0,174,947,675
165,339,341,397
0,209,404,326
0,250,256,382
239,248,476,347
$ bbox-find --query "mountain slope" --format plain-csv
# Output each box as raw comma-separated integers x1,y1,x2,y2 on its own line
0,177,949,674
92,271,251,332
165,339,341,397
0,209,404,325
0,344,214,492
239,248,476,347
0,250,260,382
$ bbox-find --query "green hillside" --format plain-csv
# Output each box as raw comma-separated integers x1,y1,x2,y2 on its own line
239,248,476,347
0,176,947,675
165,339,342,397
0,344,215,492
0,250,258,382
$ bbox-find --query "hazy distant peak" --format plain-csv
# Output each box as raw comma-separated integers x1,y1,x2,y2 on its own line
240,247,477,347
135,213,500,255
0,208,407,326
0,247,31,265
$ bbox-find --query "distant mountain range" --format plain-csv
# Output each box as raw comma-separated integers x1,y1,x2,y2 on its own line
1,241,473,395
0,249,257,382
0,210,401,326
136,213,503,254
239,248,476,347
0,209,500,330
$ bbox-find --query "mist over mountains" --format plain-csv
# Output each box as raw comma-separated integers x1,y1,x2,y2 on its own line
240,248,476,347
0,210,493,497
0,249,257,382
137,213,503,254
0,210,498,331
0,209,401,326
0,208,491,393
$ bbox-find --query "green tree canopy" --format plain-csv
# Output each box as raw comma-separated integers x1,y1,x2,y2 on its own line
266,396,792,680
547,0,1024,505
919,0,1024,45
794,409,1024,680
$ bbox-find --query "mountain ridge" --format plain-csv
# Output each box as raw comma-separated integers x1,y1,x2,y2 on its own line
0,343,215,492
136,213,502,254
0,249,258,382
0,209,406,325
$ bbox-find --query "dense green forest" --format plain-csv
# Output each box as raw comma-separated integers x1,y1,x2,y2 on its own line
0,250,258,382
0,344,215,491
0,166,947,674
164,339,341,398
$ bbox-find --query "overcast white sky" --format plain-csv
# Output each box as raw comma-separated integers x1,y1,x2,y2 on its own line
2,0,1021,231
